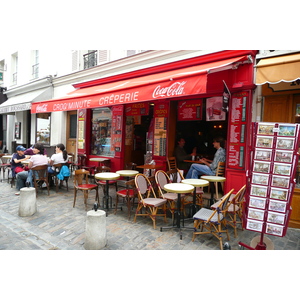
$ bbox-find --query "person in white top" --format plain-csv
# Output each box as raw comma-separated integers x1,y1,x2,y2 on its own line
48,143,68,173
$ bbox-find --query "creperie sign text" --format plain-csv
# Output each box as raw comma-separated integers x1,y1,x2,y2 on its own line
33,80,188,112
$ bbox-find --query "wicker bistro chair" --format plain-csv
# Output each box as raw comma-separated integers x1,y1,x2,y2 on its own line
115,178,137,219
211,185,246,238
0,154,11,183
73,169,99,210
155,170,186,220
31,165,50,196
192,188,234,250
134,173,167,229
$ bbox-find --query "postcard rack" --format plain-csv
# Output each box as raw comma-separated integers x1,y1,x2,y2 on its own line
240,122,300,250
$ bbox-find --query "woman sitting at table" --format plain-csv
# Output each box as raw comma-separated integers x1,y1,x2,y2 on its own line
174,137,196,171
48,143,68,174
15,143,48,195
185,136,225,179
11,145,30,178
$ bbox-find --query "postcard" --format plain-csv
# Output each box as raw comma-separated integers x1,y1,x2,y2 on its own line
253,161,271,173
268,199,287,213
276,137,295,150
257,123,275,135
267,212,285,225
274,150,293,163
256,136,274,148
265,223,284,236
250,185,268,198
248,208,265,221
254,149,272,161
278,124,297,137
271,175,290,189
246,219,263,232
252,173,270,186
270,187,288,201
249,197,267,210
273,163,292,176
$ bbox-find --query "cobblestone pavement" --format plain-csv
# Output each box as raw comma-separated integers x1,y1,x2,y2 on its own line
1,178,300,250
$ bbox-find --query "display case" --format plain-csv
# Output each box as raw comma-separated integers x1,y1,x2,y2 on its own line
244,122,300,237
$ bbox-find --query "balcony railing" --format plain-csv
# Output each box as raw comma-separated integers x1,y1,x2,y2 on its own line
83,51,97,69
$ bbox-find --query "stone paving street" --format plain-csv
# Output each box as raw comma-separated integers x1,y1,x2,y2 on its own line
1,177,300,251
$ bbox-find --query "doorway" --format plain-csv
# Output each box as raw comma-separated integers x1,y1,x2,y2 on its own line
66,111,77,155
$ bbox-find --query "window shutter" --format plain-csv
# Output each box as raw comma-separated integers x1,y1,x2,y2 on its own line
98,50,109,64
72,50,79,71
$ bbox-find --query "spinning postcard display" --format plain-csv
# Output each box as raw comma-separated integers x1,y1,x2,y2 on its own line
245,122,300,237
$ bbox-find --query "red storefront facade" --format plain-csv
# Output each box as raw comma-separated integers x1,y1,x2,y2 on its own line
32,50,257,193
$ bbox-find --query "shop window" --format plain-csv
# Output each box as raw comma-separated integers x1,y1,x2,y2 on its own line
36,113,51,145
91,108,114,157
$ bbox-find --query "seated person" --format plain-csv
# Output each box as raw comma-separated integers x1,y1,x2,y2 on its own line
15,143,48,195
185,136,226,179
48,143,69,173
11,146,29,178
174,137,196,171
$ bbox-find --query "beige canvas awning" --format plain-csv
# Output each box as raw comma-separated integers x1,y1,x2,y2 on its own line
256,53,300,85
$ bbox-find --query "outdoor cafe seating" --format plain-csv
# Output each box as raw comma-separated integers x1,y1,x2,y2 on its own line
192,188,234,250
134,173,167,229
73,169,99,210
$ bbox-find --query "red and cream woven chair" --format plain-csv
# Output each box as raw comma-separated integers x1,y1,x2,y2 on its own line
134,173,167,229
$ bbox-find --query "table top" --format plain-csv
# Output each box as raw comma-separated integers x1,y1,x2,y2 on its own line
89,157,110,162
2,155,12,159
137,164,163,170
182,178,210,187
201,175,226,182
164,183,194,194
116,170,139,177
95,172,120,180
183,160,203,164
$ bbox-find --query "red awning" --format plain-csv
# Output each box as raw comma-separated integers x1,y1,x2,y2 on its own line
31,55,250,113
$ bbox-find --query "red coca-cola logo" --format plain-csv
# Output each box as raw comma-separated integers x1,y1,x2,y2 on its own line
35,104,48,112
152,81,186,98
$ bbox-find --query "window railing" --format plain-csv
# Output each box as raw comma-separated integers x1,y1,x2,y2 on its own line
83,51,97,69
32,63,39,79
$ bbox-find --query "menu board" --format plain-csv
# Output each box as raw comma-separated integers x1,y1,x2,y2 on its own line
78,109,86,150
125,102,149,116
245,122,300,237
153,102,168,157
110,105,123,153
178,99,202,121
227,92,248,169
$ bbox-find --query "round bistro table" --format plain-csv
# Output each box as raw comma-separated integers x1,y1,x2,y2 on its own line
161,182,194,240
95,172,120,212
116,170,139,181
182,178,210,214
201,175,226,206
89,157,111,167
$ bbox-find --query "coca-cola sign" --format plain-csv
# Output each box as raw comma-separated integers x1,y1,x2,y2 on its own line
152,81,186,98
35,104,48,113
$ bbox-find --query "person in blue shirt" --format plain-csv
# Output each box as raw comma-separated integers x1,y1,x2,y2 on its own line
11,146,29,177
185,136,226,179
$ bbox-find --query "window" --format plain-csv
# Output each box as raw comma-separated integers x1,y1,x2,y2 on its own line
36,113,51,144
32,50,39,79
91,108,114,157
83,50,97,69
11,52,18,85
